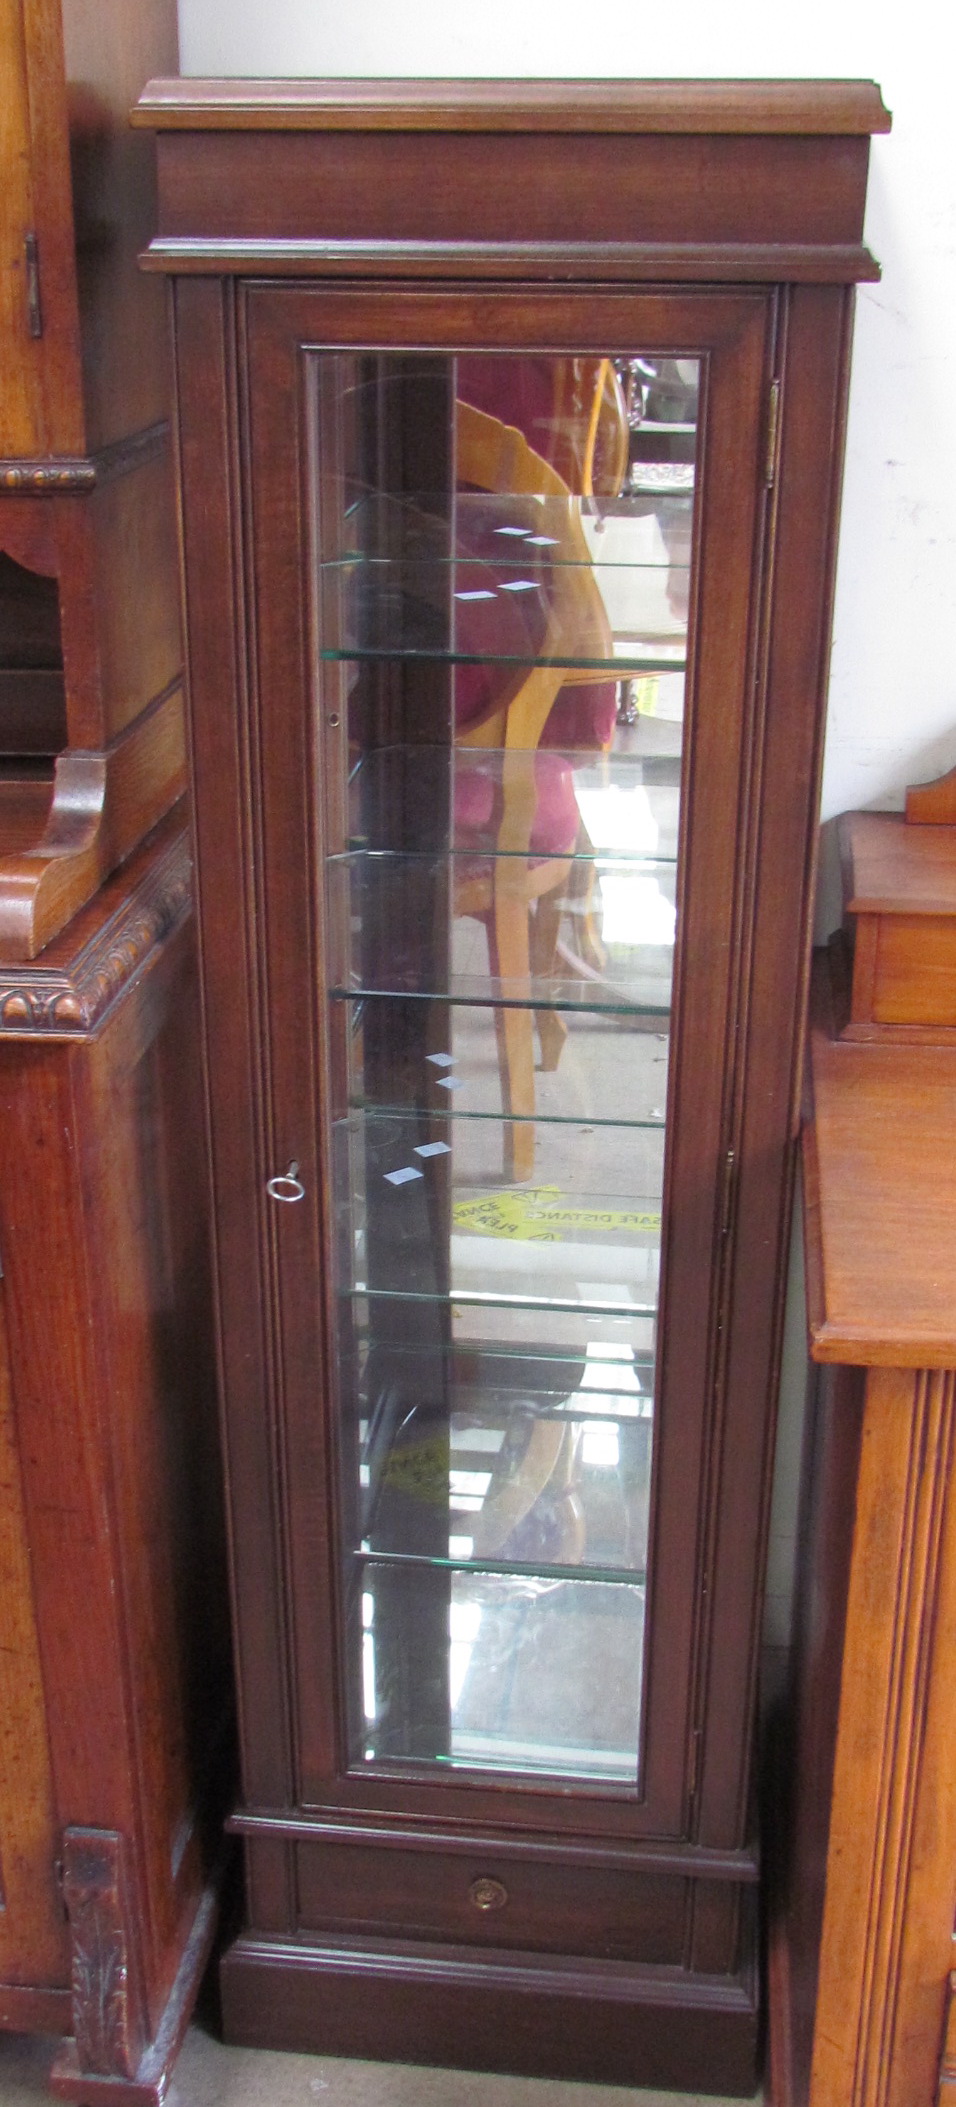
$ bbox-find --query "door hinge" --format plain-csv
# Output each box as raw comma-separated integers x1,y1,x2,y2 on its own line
764,377,781,488
688,1727,703,1805
24,232,43,339
719,1147,736,1241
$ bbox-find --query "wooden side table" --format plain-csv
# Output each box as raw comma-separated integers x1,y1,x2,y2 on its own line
770,938,956,2107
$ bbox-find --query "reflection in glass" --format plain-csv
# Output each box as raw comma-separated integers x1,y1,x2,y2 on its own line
314,351,698,1785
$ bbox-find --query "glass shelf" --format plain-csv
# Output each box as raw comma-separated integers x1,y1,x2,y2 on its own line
318,482,690,667
348,1294,658,1359
354,1560,645,1780
323,489,693,569
340,989,671,1129
342,746,681,860
327,854,676,1013
353,1344,652,1577
333,1108,663,1314
319,644,686,673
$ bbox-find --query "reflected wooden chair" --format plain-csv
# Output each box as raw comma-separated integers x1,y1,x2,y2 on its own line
453,398,616,1179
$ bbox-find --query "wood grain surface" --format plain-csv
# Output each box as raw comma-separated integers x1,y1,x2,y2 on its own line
134,76,891,135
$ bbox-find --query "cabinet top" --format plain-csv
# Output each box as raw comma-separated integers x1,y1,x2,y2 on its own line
134,76,891,136
805,955,956,1367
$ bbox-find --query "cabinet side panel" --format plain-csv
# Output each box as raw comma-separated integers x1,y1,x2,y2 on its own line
18,0,84,455
59,0,179,450
88,450,183,745
76,921,232,2030
811,1367,956,2107
0,1288,69,1990
771,1358,865,2105
0,914,230,2039
172,274,296,1809
697,285,855,1848
0,0,48,455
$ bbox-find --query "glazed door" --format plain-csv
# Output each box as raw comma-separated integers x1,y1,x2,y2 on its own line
237,283,776,1843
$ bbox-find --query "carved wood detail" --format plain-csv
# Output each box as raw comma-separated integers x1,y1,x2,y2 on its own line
60,1828,146,2080
0,826,190,1036
810,1366,956,2107
906,765,956,828
0,461,96,493
0,684,188,964
0,424,169,499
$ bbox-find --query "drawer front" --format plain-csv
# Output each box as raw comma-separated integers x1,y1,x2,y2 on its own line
295,1838,687,1964
873,915,956,1027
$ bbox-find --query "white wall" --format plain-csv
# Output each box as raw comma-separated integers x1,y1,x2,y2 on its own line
174,0,956,1646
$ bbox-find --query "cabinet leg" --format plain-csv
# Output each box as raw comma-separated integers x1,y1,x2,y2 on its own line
48,1830,220,2107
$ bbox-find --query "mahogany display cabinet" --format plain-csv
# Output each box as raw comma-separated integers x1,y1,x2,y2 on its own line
136,77,890,2094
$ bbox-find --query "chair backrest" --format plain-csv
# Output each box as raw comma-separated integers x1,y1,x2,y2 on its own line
454,399,614,754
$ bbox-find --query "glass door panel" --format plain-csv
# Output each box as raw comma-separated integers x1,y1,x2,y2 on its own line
315,350,699,1787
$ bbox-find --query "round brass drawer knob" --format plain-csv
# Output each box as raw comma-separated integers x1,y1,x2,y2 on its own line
469,1876,508,1912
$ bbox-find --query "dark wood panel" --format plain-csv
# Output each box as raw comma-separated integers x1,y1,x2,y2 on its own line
0,1290,69,1994
221,1934,759,2094
295,1838,687,1963
767,1360,865,2107
171,274,296,1812
153,131,872,253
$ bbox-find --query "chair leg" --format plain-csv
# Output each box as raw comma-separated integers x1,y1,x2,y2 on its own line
486,879,536,1183
530,887,569,1073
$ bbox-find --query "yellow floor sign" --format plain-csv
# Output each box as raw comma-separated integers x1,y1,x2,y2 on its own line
453,1187,661,1241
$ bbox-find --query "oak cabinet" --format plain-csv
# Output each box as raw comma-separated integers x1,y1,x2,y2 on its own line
138,75,888,2095
0,0,186,959
1,9,232,2096
770,791,956,2107
0,815,232,2106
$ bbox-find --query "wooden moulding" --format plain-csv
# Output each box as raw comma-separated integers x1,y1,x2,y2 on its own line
0,417,184,959
133,76,891,135
140,237,883,285
220,1928,759,2095
769,1361,956,2107
806,1366,956,2107
135,78,889,286
0,802,190,1034
0,681,186,962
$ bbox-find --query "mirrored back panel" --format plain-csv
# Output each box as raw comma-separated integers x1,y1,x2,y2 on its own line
313,350,699,1785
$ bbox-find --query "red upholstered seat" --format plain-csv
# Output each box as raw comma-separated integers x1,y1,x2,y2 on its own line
454,749,580,863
